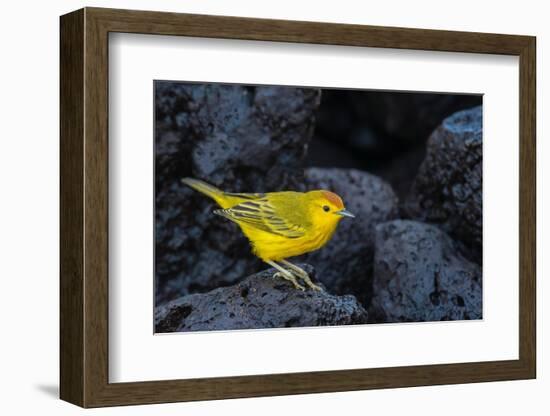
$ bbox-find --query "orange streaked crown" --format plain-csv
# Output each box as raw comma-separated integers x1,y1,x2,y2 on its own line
321,190,344,209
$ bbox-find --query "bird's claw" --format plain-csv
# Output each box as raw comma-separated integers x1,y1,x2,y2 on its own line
273,272,306,291
294,272,322,291
272,272,321,291
308,283,323,291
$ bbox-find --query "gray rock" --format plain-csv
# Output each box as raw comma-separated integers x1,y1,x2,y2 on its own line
155,82,321,304
155,265,368,332
370,220,482,323
404,106,482,263
303,168,399,305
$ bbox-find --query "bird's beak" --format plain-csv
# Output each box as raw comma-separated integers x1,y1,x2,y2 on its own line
336,209,355,218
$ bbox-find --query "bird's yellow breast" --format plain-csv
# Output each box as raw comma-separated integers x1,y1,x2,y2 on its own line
238,220,338,261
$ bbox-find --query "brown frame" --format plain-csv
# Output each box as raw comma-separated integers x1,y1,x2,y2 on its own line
60,7,536,408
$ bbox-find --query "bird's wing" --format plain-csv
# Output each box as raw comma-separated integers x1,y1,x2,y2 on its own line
224,191,266,200
214,199,305,238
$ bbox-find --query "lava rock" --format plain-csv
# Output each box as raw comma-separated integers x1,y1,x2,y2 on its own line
403,106,482,263
370,220,482,323
303,168,399,305
155,82,321,304
155,265,368,332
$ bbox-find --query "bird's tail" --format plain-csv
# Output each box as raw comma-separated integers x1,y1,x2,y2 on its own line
181,177,228,207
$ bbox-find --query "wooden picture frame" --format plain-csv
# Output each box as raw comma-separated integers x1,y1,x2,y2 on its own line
60,7,536,408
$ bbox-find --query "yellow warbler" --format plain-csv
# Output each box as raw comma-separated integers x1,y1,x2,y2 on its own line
182,178,355,291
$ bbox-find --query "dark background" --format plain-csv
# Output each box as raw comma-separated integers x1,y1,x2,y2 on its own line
307,89,480,198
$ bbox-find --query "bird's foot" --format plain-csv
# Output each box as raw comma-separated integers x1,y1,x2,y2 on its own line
281,262,323,291
305,280,323,291
273,272,305,291
294,270,322,291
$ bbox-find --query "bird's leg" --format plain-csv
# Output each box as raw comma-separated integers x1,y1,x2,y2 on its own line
279,260,322,291
266,260,305,291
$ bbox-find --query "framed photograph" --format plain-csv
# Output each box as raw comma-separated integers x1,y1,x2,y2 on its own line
60,7,536,408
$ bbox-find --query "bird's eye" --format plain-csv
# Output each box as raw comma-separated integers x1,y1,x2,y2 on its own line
323,205,330,212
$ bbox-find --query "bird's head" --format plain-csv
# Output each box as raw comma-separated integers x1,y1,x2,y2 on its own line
307,190,355,228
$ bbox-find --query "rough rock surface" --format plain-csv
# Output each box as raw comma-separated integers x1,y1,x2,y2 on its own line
155,82,321,304
155,265,368,332
303,168,398,305
370,220,482,323
404,106,482,263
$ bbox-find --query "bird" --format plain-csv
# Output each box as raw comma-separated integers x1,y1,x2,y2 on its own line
181,177,355,291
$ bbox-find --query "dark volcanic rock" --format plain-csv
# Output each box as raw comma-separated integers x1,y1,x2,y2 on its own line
155,82,321,304
303,168,399,305
404,106,482,263
155,265,368,332
370,220,482,323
